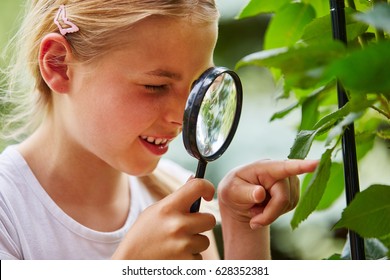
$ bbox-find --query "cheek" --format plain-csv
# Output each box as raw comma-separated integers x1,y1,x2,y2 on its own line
85,91,159,138
69,71,161,145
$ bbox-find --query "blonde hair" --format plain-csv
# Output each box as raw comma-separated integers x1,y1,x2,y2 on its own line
1,0,219,198
1,0,219,142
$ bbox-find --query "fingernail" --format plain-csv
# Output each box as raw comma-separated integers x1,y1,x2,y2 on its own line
253,187,265,203
250,222,262,230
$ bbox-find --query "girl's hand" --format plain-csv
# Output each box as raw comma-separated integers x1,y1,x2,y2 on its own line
112,178,216,260
218,159,318,229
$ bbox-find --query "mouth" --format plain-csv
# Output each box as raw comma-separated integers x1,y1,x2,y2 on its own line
140,135,171,145
139,135,174,156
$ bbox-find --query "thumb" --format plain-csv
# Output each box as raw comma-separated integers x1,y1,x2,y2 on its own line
169,178,215,212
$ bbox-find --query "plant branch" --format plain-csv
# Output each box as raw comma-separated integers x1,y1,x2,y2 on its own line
378,94,390,119
371,105,390,119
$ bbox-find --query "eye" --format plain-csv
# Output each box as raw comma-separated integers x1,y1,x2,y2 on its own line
144,85,168,92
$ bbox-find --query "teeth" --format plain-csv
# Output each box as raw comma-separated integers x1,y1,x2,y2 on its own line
141,136,169,145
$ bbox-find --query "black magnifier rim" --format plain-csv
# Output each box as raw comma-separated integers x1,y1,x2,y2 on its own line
182,66,243,162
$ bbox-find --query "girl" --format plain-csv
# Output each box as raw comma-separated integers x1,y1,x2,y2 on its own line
0,0,317,260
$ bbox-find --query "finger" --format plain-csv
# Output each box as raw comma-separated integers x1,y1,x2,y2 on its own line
192,253,203,260
265,159,318,181
233,159,318,188
190,233,211,255
184,212,216,234
250,179,291,227
288,176,300,210
168,179,215,212
254,176,300,225
174,234,209,259
219,178,267,206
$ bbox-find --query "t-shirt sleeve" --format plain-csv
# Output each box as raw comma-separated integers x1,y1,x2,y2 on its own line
0,199,22,260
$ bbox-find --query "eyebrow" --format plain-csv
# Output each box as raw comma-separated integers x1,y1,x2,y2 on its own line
145,69,182,80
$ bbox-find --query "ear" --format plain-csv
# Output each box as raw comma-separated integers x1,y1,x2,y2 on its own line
39,33,75,94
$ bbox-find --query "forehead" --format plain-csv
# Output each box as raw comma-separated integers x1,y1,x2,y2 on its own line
101,16,218,79
130,15,218,46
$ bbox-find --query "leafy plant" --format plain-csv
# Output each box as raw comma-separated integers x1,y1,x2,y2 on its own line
236,0,390,259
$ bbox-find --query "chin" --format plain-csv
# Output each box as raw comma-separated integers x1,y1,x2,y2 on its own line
123,158,160,177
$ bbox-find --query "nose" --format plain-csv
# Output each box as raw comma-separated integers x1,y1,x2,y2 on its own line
164,89,188,128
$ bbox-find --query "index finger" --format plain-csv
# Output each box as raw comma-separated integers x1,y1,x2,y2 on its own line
234,159,318,189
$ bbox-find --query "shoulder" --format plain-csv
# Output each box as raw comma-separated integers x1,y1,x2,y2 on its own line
0,146,18,175
0,146,31,197
0,146,27,259
0,146,23,195
0,145,39,230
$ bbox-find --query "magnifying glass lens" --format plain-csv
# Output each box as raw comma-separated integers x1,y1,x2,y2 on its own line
196,74,237,158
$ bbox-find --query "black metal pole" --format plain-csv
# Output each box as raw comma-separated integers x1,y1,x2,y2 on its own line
329,0,366,260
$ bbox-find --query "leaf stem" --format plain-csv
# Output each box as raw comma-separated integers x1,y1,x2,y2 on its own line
371,105,390,119
371,95,390,119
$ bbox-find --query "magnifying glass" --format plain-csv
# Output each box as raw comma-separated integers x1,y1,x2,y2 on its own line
182,66,243,213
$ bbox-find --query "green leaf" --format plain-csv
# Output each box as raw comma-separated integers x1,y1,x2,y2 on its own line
237,47,288,69
354,3,390,34
264,3,316,49
270,86,329,124
288,130,319,159
317,162,344,210
237,41,346,89
312,103,350,130
379,233,390,252
291,149,333,229
300,94,320,131
301,8,368,45
288,96,375,160
270,102,299,121
304,0,333,18
238,42,346,74
355,131,376,160
288,103,354,160
356,0,373,10
334,184,390,238
236,0,290,19
326,112,363,145
326,41,390,94
302,162,345,211
312,94,374,132
325,254,342,260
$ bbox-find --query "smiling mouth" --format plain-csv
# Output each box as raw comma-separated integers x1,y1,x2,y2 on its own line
140,135,170,146
140,135,173,156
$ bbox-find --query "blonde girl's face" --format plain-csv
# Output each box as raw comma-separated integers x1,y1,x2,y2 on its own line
62,16,218,175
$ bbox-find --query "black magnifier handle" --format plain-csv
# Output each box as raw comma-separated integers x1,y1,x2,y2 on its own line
190,159,208,213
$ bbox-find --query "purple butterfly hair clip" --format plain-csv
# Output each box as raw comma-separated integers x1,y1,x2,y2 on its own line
54,5,79,36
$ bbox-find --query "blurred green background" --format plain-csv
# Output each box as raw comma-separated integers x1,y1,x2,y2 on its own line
2,0,379,259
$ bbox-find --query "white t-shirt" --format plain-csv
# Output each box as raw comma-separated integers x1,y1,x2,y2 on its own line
0,146,191,260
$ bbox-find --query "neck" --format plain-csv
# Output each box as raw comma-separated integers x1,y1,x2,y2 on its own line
18,120,131,231
18,120,129,209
